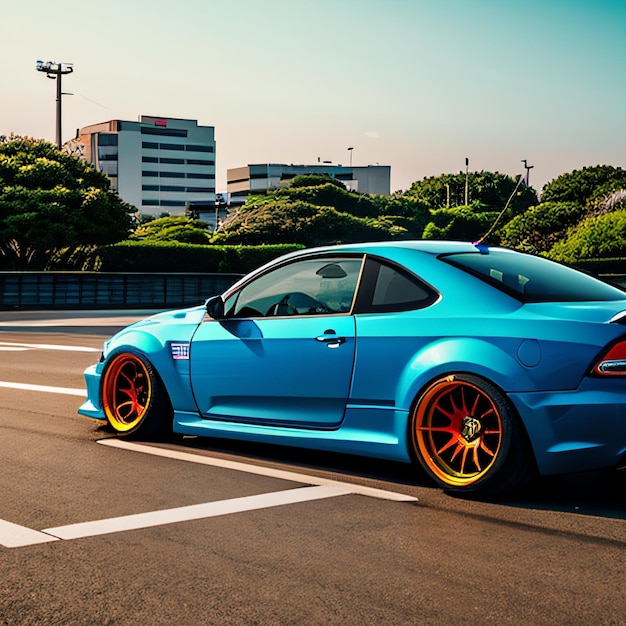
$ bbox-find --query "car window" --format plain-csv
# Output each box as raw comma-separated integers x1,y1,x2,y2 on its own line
442,249,626,303
224,256,364,318
354,257,439,313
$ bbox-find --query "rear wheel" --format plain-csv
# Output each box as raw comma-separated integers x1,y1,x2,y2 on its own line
102,352,171,439
410,373,533,495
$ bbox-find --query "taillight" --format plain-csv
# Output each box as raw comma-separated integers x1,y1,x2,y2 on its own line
591,340,626,376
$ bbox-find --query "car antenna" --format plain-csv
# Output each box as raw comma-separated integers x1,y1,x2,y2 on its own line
473,173,525,247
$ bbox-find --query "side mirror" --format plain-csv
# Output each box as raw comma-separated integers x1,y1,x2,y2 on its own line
205,295,225,320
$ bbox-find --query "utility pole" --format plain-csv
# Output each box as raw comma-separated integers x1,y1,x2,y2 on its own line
464,157,469,205
521,159,534,186
36,60,74,149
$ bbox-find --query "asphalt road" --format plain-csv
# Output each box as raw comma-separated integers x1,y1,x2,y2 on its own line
0,310,625,625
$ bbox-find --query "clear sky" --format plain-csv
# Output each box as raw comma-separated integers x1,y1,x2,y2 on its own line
2,0,625,194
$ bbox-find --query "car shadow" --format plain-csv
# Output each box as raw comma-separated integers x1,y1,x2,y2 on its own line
173,435,626,521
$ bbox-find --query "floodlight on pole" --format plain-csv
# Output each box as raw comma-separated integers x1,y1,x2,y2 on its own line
521,159,534,186
36,60,74,149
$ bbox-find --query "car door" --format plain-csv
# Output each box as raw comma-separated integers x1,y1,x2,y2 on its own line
189,255,363,428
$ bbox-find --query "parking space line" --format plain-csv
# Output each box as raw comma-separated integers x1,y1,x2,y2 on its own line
0,519,59,548
0,341,100,352
99,439,418,502
0,381,85,397
42,486,349,541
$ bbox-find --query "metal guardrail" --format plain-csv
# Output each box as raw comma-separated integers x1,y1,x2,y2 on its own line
0,272,243,310
1,271,624,311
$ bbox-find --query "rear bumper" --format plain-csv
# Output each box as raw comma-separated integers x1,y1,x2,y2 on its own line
510,380,626,475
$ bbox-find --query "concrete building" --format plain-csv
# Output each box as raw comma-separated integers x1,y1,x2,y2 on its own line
66,115,216,219
227,163,391,205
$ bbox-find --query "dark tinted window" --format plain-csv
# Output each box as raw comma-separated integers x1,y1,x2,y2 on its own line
141,127,187,137
98,133,118,146
355,257,438,313
442,249,626,302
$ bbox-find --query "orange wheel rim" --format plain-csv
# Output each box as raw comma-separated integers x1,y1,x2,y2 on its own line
102,355,151,432
414,379,503,487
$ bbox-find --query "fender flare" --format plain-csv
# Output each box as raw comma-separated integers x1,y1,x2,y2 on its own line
396,337,534,412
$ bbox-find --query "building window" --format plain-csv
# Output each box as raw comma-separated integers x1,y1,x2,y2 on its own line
140,127,188,137
98,133,118,146
159,143,185,151
142,185,160,191
186,172,210,179
187,159,214,166
142,141,159,149
160,157,185,165
185,144,214,153
142,156,158,163
159,172,185,178
142,170,159,177
186,186,215,193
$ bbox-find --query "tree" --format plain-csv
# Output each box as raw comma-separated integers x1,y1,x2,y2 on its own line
541,165,626,207
0,136,134,269
422,206,499,242
130,216,212,245
548,210,626,263
406,171,537,214
214,175,428,245
213,199,391,246
499,202,586,255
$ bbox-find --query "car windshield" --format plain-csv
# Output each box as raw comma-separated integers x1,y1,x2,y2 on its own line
441,249,626,303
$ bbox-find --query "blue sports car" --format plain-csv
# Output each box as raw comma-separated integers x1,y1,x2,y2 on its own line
78,241,626,495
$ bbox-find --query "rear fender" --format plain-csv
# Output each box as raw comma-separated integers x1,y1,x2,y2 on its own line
396,337,534,412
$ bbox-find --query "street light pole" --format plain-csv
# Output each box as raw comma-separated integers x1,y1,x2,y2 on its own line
521,159,534,186
36,60,74,149
464,157,469,205
347,147,354,167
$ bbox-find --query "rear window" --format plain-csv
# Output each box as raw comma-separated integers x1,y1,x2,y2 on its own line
442,249,626,303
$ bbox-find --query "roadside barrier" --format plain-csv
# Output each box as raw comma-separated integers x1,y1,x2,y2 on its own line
0,272,243,310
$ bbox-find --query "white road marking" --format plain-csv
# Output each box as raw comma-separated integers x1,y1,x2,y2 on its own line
42,486,349,541
0,381,85,397
0,317,142,328
0,347,27,351
100,439,417,503
0,341,99,352
0,519,59,548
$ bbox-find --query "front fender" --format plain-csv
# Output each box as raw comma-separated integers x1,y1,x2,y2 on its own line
104,330,197,413
396,337,534,411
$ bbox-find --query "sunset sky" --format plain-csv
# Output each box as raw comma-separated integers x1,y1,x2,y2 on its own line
2,0,625,193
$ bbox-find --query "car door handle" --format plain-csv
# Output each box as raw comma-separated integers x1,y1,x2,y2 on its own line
315,334,346,348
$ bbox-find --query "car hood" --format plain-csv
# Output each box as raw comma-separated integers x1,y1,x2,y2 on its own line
124,304,207,330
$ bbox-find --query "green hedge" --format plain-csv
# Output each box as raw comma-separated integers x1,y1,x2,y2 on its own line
96,241,305,273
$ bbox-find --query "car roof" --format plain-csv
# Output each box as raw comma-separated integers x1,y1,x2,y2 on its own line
292,240,486,257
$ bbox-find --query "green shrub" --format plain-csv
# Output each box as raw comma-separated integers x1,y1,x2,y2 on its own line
96,241,304,274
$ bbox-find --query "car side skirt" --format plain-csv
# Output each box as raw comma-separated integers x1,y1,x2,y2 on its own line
173,406,413,464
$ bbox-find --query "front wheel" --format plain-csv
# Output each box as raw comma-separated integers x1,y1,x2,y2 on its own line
101,352,171,439
410,374,533,496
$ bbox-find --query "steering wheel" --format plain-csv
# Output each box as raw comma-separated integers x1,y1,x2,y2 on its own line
268,293,329,316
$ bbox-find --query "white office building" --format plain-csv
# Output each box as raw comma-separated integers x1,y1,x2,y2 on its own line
227,163,391,205
67,115,216,218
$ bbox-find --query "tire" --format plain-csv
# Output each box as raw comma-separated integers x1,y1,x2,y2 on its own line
101,352,171,439
409,373,534,496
